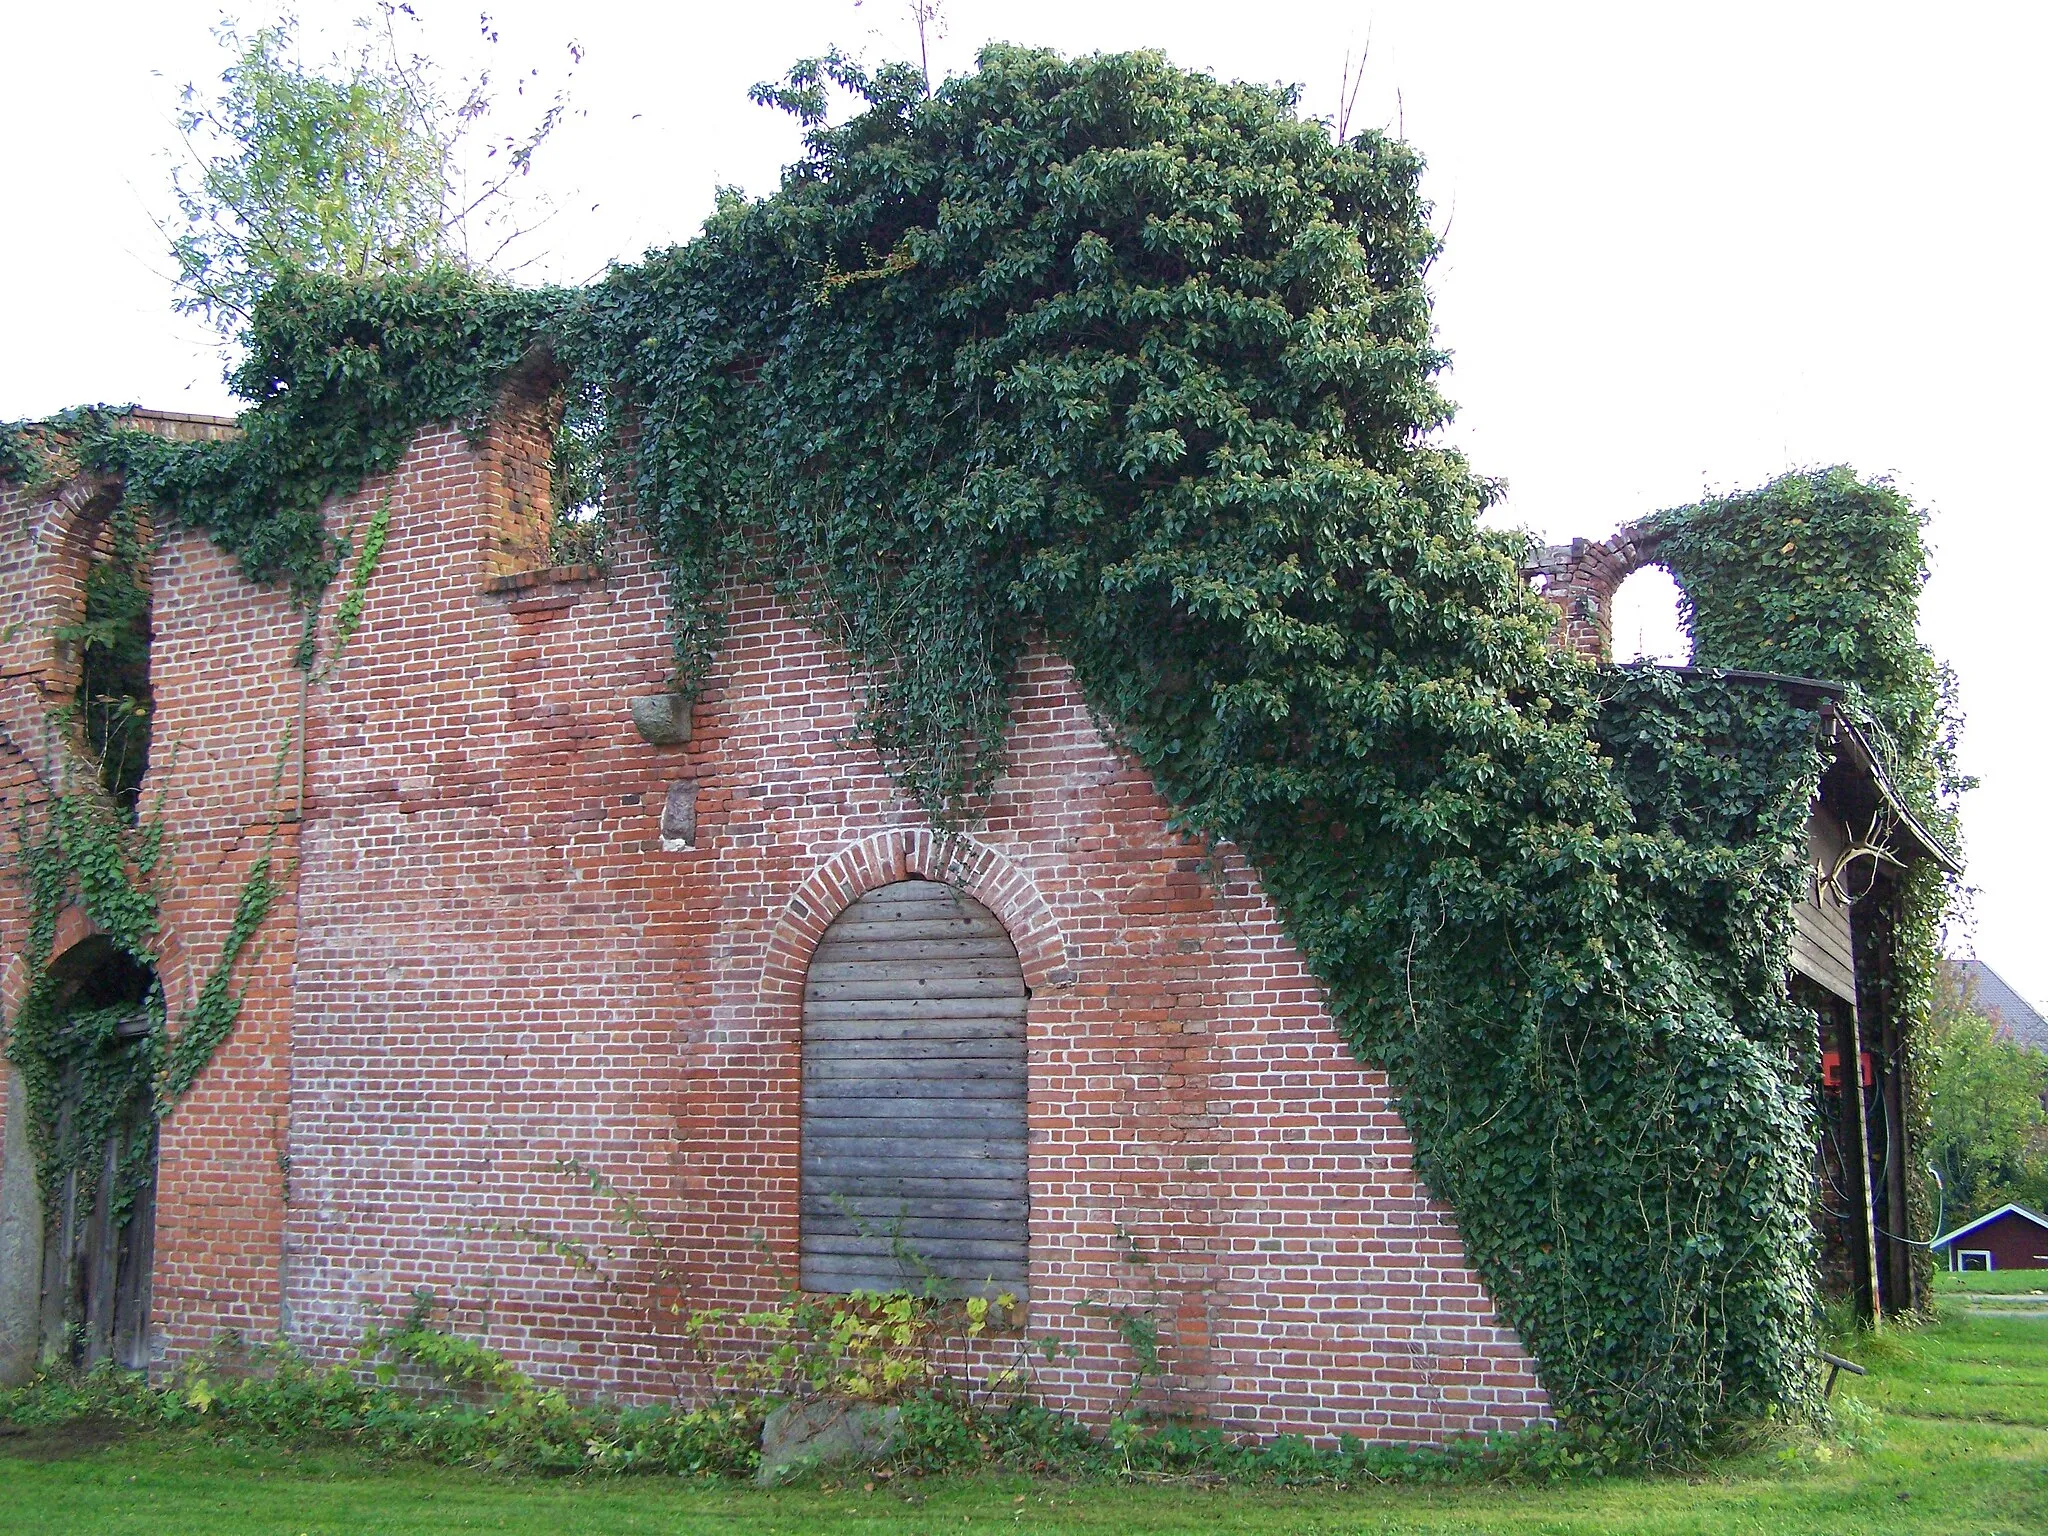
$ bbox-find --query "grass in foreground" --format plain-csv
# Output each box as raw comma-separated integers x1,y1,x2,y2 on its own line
2,1312,2044,1535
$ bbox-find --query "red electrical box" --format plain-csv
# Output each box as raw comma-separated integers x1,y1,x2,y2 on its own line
1821,1049,1874,1090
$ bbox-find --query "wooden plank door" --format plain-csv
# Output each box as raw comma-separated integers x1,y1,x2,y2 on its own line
800,879,1028,1297
36,1031,158,1371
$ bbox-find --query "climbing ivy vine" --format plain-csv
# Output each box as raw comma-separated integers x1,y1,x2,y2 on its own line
554,47,1867,1450
3,780,281,1230
5,790,164,1227
1649,469,1966,1308
0,272,538,1217
0,45,1962,1454
1652,469,1964,832
3,273,561,633
0,277,477,1232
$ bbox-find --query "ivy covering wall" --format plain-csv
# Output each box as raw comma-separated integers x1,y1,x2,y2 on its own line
563,48,1870,1448
0,277,546,1235
5,797,166,1237
0,46,1960,1454
1649,470,1966,1312
1652,469,1963,827
2,784,279,1240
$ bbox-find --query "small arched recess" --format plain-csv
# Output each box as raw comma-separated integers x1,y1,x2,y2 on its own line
31,933,161,1371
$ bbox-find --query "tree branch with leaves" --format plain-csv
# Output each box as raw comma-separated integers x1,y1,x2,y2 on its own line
163,4,580,340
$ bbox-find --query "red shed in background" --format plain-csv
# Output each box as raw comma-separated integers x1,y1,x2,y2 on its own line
1933,1205,2048,1271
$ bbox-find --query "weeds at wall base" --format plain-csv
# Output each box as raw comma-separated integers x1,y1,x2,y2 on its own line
0,1325,1670,1488
0,1272,1671,1486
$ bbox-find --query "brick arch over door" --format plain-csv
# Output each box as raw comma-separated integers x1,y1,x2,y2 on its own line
761,828,1073,1006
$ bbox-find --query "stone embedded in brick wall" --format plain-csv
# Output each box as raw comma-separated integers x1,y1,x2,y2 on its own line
631,694,693,747
660,782,697,849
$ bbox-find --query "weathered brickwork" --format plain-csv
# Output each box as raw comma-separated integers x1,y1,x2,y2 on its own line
0,410,1549,1440
478,364,561,582
1522,522,1672,662
145,524,302,1361
0,410,300,1364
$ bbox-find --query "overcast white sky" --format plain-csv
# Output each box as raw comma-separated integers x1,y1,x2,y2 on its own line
4,2,2043,1004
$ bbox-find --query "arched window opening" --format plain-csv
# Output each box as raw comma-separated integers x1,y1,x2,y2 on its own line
800,879,1028,1298
64,512,155,811
1610,564,1692,666
37,935,161,1370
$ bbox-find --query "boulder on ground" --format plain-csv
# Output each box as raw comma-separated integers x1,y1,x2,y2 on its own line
756,1398,902,1486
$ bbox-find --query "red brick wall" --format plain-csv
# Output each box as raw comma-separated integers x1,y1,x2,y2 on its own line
0,432,299,1369
142,523,303,1361
0,419,1549,1441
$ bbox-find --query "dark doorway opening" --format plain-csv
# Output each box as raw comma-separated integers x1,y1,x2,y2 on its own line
36,935,160,1370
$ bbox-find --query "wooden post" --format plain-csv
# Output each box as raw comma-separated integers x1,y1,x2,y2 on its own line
1863,882,1921,1317
1835,997,1882,1326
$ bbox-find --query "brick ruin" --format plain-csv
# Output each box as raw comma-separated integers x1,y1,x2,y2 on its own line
0,391,1550,1441
1521,521,1675,664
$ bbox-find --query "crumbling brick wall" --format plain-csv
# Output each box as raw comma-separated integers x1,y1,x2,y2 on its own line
1522,521,1672,662
0,404,1550,1441
0,407,298,1367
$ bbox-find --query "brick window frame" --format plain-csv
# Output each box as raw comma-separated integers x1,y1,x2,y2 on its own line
31,475,127,702
479,354,564,586
23,412,233,701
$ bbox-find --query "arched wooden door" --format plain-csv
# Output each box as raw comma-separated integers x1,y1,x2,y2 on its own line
800,879,1028,1297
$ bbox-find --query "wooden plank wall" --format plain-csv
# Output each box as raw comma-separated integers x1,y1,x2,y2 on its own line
1793,806,1857,1004
799,879,1029,1297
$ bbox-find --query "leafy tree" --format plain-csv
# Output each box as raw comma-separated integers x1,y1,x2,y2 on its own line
1925,962,2048,1222
165,4,577,338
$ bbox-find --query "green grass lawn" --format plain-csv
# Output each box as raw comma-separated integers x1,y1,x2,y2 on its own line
1932,1268,2048,1297
4,1310,2044,1536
